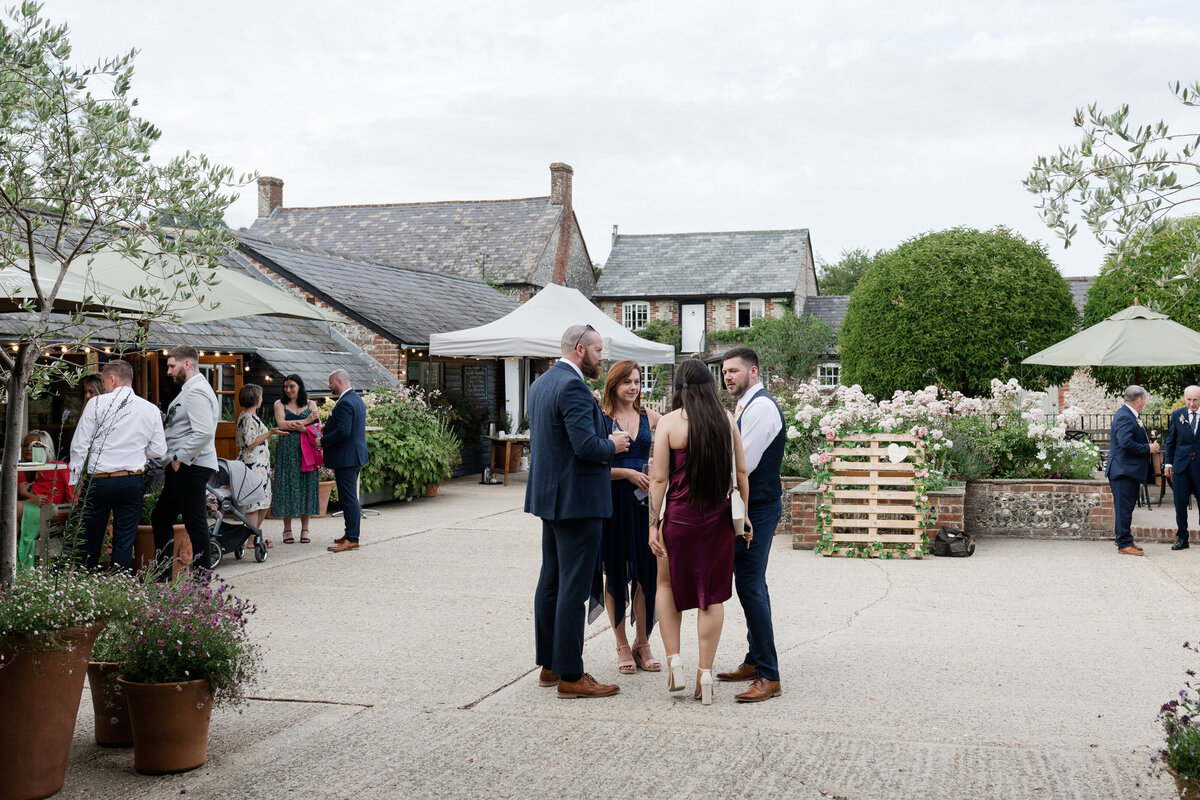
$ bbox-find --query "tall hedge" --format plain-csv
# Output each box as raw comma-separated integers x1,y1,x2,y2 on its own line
839,227,1077,397
1082,216,1200,398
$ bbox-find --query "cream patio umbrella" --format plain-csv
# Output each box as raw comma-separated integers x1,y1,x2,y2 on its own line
1022,303,1200,383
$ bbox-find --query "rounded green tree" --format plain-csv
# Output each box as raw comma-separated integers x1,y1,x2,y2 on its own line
1082,216,1200,398
839,227,1077,396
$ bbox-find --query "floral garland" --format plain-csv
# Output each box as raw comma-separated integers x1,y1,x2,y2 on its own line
812,425,935,559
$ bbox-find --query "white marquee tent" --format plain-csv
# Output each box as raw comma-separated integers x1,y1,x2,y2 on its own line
430,282,675,363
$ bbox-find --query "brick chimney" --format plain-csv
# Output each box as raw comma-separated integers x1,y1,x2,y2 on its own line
611,224,619,248
549,163,573,206
257,176,283,218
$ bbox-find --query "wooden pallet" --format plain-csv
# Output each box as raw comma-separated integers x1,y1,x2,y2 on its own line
822,432,927,558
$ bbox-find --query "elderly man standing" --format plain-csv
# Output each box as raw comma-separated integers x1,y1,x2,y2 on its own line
322,369,369,553
69,359,166,570
1106,384,1159,556
526,324,630,699
1163,385,1200,550
154,344,220,573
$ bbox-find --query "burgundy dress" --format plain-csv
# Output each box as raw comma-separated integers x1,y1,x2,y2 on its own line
661,449,735,611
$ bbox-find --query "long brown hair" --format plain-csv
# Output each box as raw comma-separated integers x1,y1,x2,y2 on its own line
671,359,731,510
602,359,645,418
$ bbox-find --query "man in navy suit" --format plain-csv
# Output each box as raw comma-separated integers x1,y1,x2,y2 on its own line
319,369,369,553
526,324,631,699
1163,385,1200,550
1106,385,1160,556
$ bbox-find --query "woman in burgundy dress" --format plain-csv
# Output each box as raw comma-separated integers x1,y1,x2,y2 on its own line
648,359,752,704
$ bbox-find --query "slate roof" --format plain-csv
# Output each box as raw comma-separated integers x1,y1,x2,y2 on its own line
802,295,851,330
236,235,521,345
246,198,563,285
594,230,812,299
1065,276,1094,315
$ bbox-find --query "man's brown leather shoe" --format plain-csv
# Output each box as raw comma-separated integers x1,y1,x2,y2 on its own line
717,662,757,682
538,668,559,687
735,677,782,703
327,540,359,553
1118,546,1144,556
557,673,619,699
333,537,347,545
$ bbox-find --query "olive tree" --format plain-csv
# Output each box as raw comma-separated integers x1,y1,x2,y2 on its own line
0,3,242,584
838,227,1077,397
1026,80,1200,297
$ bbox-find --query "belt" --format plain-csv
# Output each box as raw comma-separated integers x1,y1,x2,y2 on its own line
89,470,143,479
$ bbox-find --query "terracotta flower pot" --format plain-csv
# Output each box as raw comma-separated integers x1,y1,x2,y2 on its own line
87,661,132,747
133,523,189,577
318,479,335,516
424,483,439,497
0,621,104,800
1167,764,1200,799
118,677,213,775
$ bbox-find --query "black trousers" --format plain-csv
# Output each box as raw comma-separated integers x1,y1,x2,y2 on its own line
152,463,214,574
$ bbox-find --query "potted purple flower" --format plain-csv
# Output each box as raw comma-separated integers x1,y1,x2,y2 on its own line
115,576,262,774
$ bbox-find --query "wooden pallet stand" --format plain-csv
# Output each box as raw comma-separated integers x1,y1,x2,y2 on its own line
822,432,927,558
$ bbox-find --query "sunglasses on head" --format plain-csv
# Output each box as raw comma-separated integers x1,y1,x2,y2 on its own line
573,324,596,350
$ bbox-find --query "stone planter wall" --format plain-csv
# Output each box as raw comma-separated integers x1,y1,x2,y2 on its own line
789,481,965,550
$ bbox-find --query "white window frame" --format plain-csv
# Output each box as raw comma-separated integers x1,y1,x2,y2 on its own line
736,298,765,328
638,363,657,395
622,301,649,331
818,361,841,389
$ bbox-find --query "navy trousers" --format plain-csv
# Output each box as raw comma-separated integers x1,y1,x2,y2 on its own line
77,474,143,571
334,466,362,542
1110,476,1139,549
534,517,602,676
1174,460,1200,540
734,497,781,682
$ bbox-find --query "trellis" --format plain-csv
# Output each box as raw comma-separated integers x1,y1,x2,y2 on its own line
819,432,929,558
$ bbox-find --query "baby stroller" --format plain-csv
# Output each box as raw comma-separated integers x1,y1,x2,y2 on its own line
206,458,269,567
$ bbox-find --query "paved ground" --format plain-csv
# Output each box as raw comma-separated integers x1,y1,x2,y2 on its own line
55,474,1200,799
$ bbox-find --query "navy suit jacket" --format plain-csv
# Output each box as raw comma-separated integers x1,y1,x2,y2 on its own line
524,361,615,521
321,389,368,469
1106,404,1151,483
1164,407,1200,471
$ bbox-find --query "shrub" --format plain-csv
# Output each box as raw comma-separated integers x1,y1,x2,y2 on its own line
839,227,1077,397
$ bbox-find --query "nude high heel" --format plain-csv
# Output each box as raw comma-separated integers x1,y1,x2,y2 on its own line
696,668,713,705
666,654,685,692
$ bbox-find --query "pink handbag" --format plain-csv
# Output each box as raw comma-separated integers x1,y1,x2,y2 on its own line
300,424,324,472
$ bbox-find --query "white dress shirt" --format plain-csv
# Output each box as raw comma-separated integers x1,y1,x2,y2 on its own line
69,386,167,484
735,381,783,475
556,358,585,382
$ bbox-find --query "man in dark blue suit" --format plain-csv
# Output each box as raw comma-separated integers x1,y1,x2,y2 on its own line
319,369,369,553
526,323,631,699
1163,385,1200,550
1106,384,1159,556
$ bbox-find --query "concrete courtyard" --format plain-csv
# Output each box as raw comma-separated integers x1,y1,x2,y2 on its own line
55,474,1198,799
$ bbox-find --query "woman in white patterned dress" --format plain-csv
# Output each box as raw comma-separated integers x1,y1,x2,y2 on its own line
236,383,282,547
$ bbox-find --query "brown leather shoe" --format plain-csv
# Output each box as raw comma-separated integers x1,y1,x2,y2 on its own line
327,540,359,553
333,536,347,545
717,662,756,682
538,668,559,687
1118,546,1144,556
557,673,619,699
735,677,782,703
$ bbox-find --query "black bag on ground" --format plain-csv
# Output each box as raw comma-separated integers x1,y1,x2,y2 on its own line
932,526,975,557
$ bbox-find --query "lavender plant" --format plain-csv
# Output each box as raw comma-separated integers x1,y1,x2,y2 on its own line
117,577,262,707
1159,642,1200,780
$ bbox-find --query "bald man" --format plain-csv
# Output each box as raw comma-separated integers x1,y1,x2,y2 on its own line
320,369,369,552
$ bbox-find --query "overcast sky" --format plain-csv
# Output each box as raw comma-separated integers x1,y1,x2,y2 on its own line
49,0,1199,278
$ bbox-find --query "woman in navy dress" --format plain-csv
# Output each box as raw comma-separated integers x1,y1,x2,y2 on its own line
590,360,662,675
648,359,752,705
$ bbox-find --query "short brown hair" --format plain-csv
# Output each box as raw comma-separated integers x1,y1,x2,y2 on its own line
722,347,759,370
168,344,198,363
238,383,263,408
101,359,134,384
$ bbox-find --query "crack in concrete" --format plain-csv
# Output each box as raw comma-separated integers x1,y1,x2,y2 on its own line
781,560,895,654
459,625,613,710
244,694,374,708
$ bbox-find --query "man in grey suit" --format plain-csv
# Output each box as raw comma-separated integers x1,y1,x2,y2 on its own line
526,324,630,699
153,344,220,573
1164,385,1200,550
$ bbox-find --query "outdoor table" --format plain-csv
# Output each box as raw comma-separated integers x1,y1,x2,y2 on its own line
484,435,529,486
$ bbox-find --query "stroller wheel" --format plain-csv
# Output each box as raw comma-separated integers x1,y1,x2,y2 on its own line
234,546,245,560
207,540,223,569
254,540,268,562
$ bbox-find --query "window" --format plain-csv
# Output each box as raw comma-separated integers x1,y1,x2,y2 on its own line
818,362,840,389
736,298,764,328
622,301,649,331
639,364,657,395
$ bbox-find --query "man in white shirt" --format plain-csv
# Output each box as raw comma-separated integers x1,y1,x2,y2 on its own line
153,344,220,574
69,358,166,570
716,348,784,703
